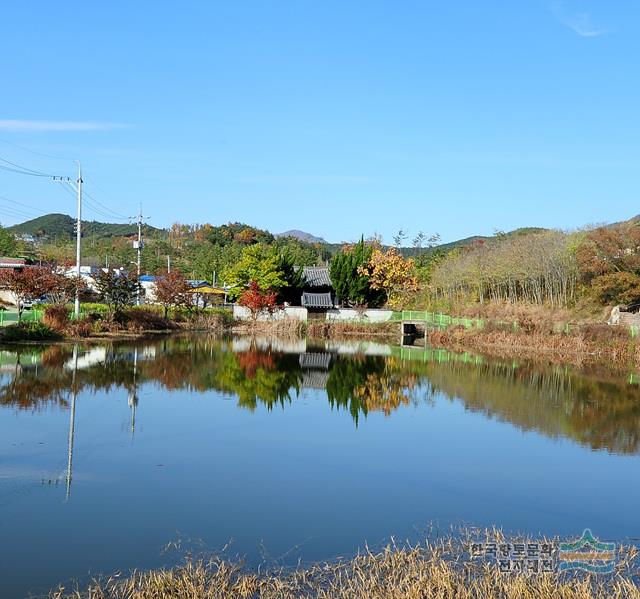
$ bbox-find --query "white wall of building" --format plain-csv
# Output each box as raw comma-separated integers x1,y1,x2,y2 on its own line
325,308,395,322
233,305,308,321
233,305,396,323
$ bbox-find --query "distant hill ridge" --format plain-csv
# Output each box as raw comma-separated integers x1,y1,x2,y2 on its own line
275,229,327,244
7,213,159,239
5,213,573,254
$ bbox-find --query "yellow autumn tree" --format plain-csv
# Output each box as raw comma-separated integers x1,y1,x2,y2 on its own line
359,247,418,309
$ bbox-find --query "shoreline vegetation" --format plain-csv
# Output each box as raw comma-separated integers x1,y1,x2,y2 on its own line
2,302,640,368
4,219,640,365
48,534,640,599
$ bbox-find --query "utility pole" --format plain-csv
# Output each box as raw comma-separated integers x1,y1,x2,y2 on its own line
53,162,82,319
130,204,148,306
75,163,82,318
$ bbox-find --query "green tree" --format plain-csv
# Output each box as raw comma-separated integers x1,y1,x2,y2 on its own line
226,243,288,298
0,225,19,256
94,270,139,318
277,252,304,304
330,238,383,307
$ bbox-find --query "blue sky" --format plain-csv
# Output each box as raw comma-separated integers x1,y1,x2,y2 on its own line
0,1,639,244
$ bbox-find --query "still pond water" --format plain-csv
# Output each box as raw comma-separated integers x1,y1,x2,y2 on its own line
0,336,639,597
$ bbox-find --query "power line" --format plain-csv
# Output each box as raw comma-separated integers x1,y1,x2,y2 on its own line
0,153,129,222
81,173,130,219
0,163,55,178
0,156,58,177
0,205,42,222
0,195,50,217
0,138,73,162
0,205,43,222
85,199,129,222
83,190,129,220
54,182,117,221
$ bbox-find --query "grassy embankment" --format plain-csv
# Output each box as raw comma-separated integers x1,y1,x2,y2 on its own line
422,303,640,366
2,301,637,368
232,319,400,341
0,304,235,343
49,534,639,599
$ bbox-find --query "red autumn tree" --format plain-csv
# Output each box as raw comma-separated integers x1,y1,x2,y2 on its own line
238,280,278,323
0,265,86,320
44,264,87,306
0,266,50,319
154,270,192,317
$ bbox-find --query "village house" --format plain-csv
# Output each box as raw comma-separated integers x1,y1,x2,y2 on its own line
299,266,334,314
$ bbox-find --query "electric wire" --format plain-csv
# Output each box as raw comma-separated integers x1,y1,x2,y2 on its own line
0,138,73,162
0,152,134,224
0,203,45,221
0,195,51,217
0,156,58,177
84,190,129,220
0,205,41,222
55,181,129,222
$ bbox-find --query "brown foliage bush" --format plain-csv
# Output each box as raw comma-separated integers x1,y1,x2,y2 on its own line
43,305,70,331
460,301,573,327
306,320,397,339
66,318,94,338
577,323,632,344
189,311,228,331
123,308,176,332
590,272,640,306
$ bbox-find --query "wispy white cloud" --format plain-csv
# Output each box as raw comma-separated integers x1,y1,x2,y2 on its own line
0,120,127,132
247,173,373,185
551,1,611,38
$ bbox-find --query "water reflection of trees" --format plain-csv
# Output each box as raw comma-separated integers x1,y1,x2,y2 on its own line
2,339,640,453
418,359,640,455
0,345,135,410
139,341,303,409
0,346,71,409
326,356,418,422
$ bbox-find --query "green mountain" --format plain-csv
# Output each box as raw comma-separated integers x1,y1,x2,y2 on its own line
6,213,549,254
7,213,161,239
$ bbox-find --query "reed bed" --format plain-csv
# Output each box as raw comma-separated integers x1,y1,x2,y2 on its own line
306,320,398,340
430,323,640,367
233,318,307,338
50,536,639,599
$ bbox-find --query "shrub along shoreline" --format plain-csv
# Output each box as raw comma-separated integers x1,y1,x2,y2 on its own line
48,534,639,599
0,304,234,343
2,302,638,368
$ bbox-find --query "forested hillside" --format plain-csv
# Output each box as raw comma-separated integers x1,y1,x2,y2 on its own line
4,212,640,316
6,213,159,239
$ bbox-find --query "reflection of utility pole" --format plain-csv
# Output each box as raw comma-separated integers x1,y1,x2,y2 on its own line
65,344,78,502
128,347,139,440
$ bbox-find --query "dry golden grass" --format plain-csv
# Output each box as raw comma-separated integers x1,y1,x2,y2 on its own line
429,319,640,366
49,537,639,599
233,318,307,338
306,320,398,340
